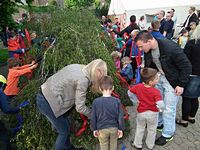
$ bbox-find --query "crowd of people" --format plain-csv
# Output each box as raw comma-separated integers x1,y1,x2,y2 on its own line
0,6,200,150
99,5,200,150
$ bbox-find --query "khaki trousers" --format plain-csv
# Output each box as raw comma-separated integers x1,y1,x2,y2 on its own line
98,127,118,150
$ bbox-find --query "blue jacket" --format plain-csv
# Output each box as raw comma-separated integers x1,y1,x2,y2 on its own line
151,31,165,39
121,64,134,81
0,89,19,114
127,39,144,57
90,96,125,131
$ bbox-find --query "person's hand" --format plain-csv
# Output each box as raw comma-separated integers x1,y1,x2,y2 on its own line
30,63,38,69
118,130,123,138
175,86,184,96
110,28,113,32
31,61,36,65
93,130,99,138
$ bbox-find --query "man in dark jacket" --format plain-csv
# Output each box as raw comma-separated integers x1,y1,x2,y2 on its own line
183,6,199,30
112,15,140,38
135,31,192,146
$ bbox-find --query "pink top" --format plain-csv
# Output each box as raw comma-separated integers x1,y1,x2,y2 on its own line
115,59,121,70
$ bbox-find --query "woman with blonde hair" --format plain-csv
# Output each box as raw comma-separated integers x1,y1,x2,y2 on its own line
176,25,200,127
36,59,107,150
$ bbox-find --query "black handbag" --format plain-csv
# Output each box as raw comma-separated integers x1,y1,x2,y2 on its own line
182,75,200,98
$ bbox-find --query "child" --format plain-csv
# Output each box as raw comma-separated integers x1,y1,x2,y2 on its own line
128,68,164,150
4,58,38,99
7,31,29,58
121,56,134,84
0,75,20,150
0,74,20,114
91,76,125,150
179,29,189,49
111,51,121,71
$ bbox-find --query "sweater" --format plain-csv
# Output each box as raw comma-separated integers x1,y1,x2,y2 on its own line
90,96,125,131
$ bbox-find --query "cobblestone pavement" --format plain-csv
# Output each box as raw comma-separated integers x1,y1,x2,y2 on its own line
117,98,200,150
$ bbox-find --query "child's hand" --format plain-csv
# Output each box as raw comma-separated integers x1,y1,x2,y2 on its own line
118,130,123,138
93,130,99,138
31,61,36,65
30,63,38,69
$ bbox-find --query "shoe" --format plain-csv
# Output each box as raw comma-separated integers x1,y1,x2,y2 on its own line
176,119,188,127
155,136,173,146
71,145,85,150
188,118,195,124
156,124,163,132
130,140,142,149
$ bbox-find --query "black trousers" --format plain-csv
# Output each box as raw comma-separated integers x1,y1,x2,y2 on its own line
182,97,199,121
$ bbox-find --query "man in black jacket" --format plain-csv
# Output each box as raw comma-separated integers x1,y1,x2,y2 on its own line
183,6,199,30
111,15,140,38
135,31,192,146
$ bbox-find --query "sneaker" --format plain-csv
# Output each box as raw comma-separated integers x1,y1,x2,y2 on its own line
156,124,163,132
155,136,173,145
130,140,142,150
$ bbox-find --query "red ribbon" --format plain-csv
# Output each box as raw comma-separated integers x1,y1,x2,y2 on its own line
115,72,130,89
75,113,88,137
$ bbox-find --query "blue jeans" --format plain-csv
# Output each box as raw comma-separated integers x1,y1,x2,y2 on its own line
156,75,179,138
36,93,72,150
182,75,200,98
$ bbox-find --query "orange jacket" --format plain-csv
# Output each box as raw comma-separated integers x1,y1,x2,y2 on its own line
8,38,21,51
4,65,32,96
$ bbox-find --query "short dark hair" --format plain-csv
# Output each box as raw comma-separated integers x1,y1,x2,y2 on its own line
99,76,113,90
135,30,153,43
171,8,175,12
130,15,136,23
7,58,21,68
141,68,158,84
107,18,112,23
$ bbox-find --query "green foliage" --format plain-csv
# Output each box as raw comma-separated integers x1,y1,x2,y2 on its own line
2,8,130,149
65,0,94,8
0,0,33,30
95,3,110,18
0,49,8,66
23,5,56,13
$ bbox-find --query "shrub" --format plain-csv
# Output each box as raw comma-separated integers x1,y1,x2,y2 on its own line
2,8,130,149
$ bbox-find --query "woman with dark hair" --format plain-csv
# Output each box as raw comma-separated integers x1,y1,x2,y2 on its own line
176,25,200,127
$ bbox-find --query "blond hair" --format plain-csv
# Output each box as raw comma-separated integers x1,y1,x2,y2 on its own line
121,56,132,66
131,29,139,37
111,51,121,59
82,59,107,93
191,25,200,43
